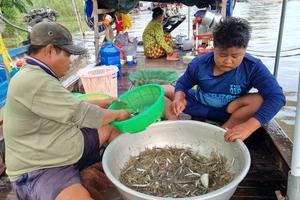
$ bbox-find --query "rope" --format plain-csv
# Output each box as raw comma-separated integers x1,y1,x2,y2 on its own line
248,52,300,58
247,47,300,53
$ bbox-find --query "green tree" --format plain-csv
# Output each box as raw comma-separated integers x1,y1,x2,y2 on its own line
0,0,33,47
0,0,33,29
0,0,33,17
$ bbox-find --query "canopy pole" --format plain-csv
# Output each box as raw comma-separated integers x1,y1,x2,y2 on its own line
221,0,227,18
273,0,287,79
287,71,300,199
93,0,100,64
188,7,190,39
71,0,85,40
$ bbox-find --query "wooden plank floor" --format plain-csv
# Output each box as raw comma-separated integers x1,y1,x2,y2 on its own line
231,130,288,199
0,49,288,199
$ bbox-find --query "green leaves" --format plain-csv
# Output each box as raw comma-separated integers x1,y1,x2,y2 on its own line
0,0,30,44
0,0,33,14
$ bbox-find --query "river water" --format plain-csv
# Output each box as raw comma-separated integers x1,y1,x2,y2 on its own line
80,0,300,140
124,0,300,140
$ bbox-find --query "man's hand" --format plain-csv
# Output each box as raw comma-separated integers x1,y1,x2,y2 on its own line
87,97,120,108
100,97,120,108
103,109,130,125
116,109,131,121
170,99,186,116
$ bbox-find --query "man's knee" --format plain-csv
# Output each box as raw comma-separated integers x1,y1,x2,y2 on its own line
97,125,120,146
56,183,93,200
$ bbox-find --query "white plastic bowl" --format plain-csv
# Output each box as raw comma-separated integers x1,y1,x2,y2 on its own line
103,120,251,200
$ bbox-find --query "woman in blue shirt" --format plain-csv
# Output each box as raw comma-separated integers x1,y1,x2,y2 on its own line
163,17,286,142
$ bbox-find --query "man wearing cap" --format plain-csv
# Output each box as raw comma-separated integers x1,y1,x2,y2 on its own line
3,21,130,200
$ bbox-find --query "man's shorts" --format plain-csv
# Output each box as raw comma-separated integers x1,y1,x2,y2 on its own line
11,128,100,200
184,89,231,123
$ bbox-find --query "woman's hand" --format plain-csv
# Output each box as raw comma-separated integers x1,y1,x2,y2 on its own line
170,99,186,116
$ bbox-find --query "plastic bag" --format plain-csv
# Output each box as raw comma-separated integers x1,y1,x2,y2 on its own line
117,12,132,33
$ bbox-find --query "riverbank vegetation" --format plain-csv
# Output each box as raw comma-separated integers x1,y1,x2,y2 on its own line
0,0,89,48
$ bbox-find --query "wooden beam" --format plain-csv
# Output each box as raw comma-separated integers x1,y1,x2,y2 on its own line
96,8,115,15
93,0,100,64
264,119,292,175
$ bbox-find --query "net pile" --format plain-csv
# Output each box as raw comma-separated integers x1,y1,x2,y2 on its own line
129,69,179,87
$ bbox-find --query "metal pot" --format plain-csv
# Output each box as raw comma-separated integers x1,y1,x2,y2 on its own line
175,34,186,44
201,10,216,27
103,120,251,200
183,39,193,50
210,13,223,30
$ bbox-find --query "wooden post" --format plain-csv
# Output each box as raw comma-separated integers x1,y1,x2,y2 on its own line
71,0,85,40
221,0,228,18
93,0,100,64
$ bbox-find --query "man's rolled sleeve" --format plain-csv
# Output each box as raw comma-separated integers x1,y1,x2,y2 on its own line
72,101,104,129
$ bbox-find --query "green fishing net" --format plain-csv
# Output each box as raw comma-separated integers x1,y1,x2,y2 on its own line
129,69,179,87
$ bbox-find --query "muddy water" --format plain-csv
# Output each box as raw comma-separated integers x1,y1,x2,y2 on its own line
79,0,300,140
128,1,300,140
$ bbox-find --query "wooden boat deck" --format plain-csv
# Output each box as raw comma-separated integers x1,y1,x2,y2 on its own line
0,49,292,199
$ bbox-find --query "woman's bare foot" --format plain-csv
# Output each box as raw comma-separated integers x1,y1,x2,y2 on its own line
166,54,180,61
173,52,179,57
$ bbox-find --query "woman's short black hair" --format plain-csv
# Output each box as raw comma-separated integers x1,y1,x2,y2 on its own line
213,17,252,49
152,7,164,19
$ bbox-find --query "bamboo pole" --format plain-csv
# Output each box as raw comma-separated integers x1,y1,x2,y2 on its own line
70,0,85,40
93,0,100,64
188,7,190,39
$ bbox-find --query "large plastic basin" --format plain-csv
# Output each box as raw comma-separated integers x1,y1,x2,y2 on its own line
103,120,251,200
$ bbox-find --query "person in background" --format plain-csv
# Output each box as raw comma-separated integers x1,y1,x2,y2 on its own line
142,7,179,61
162,17,286,142
3,21,130,200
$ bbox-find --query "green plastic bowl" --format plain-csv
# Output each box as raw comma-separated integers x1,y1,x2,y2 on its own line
72,92,83,97
77,93,111,100
108,84,165,133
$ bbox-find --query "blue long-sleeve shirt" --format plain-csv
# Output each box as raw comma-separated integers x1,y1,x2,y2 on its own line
175,52,286,125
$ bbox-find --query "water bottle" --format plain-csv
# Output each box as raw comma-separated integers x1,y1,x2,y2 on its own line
100,41,122,77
